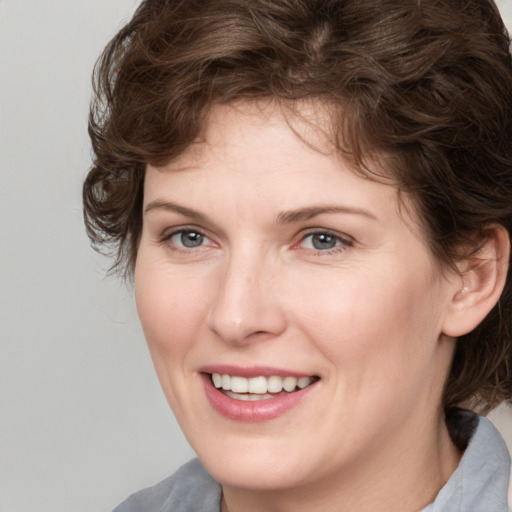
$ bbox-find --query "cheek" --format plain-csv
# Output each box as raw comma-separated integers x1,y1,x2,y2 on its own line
134,256,215,418
290,265,443,374
134,256,209,360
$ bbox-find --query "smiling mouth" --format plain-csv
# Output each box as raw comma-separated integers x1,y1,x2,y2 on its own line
209,373,320,401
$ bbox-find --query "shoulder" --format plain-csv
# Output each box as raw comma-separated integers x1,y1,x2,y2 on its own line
112,458,222,512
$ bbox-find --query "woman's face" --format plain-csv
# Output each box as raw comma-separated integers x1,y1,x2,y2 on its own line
135,101,458,493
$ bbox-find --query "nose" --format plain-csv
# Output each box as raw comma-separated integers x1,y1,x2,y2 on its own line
206,253,287,345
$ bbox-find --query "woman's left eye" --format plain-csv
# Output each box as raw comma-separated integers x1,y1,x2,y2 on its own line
298,231,352,253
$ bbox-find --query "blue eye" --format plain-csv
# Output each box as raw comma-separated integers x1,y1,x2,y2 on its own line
171,230,208,248
300,231,350,252
309,233,338,250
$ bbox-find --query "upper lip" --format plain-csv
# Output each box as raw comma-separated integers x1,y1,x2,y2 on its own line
199,364,316,378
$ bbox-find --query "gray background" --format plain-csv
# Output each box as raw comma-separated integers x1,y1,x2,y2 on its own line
1,1,511,510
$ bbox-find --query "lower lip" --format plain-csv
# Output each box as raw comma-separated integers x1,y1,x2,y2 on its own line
201,374,318,422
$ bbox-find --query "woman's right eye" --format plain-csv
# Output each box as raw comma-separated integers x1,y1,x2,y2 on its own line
165,229,212,249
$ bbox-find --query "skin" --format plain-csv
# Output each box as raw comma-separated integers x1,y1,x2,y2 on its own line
135,101,464,512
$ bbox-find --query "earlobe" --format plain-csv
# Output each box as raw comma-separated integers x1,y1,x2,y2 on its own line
442,226,510,338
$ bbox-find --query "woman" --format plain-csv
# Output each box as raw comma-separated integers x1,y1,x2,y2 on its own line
83,0,512,510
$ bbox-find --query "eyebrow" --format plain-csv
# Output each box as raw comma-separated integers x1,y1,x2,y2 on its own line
275,205,378,224
144,200,377,224
144,200,209,223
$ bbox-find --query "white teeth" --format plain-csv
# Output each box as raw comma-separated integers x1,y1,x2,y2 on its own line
248,376,267,394
298,376,311,389
221,374,231,390
230,376,249,393
212,373,222,388
283,376,298,392
225,391,275,401
211,373,315,394
267,375,283,393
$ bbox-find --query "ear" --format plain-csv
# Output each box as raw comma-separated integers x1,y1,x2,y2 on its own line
442,225,510,338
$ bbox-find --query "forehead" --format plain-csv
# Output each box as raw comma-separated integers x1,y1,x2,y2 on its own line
147,101,373,195
169,98,402,183
160,99,395,181
182,100,337,167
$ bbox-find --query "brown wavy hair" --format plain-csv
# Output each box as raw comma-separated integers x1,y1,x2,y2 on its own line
83,0,512,412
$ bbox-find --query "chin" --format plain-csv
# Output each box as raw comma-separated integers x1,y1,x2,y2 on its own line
185,430,310,490
202,454,308,491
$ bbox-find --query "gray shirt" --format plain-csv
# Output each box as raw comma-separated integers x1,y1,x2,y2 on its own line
113,415,510,512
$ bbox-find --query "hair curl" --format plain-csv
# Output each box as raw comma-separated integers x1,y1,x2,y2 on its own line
83,0,512,413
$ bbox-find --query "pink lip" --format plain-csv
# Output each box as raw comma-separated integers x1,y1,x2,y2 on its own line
200,372,318,423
